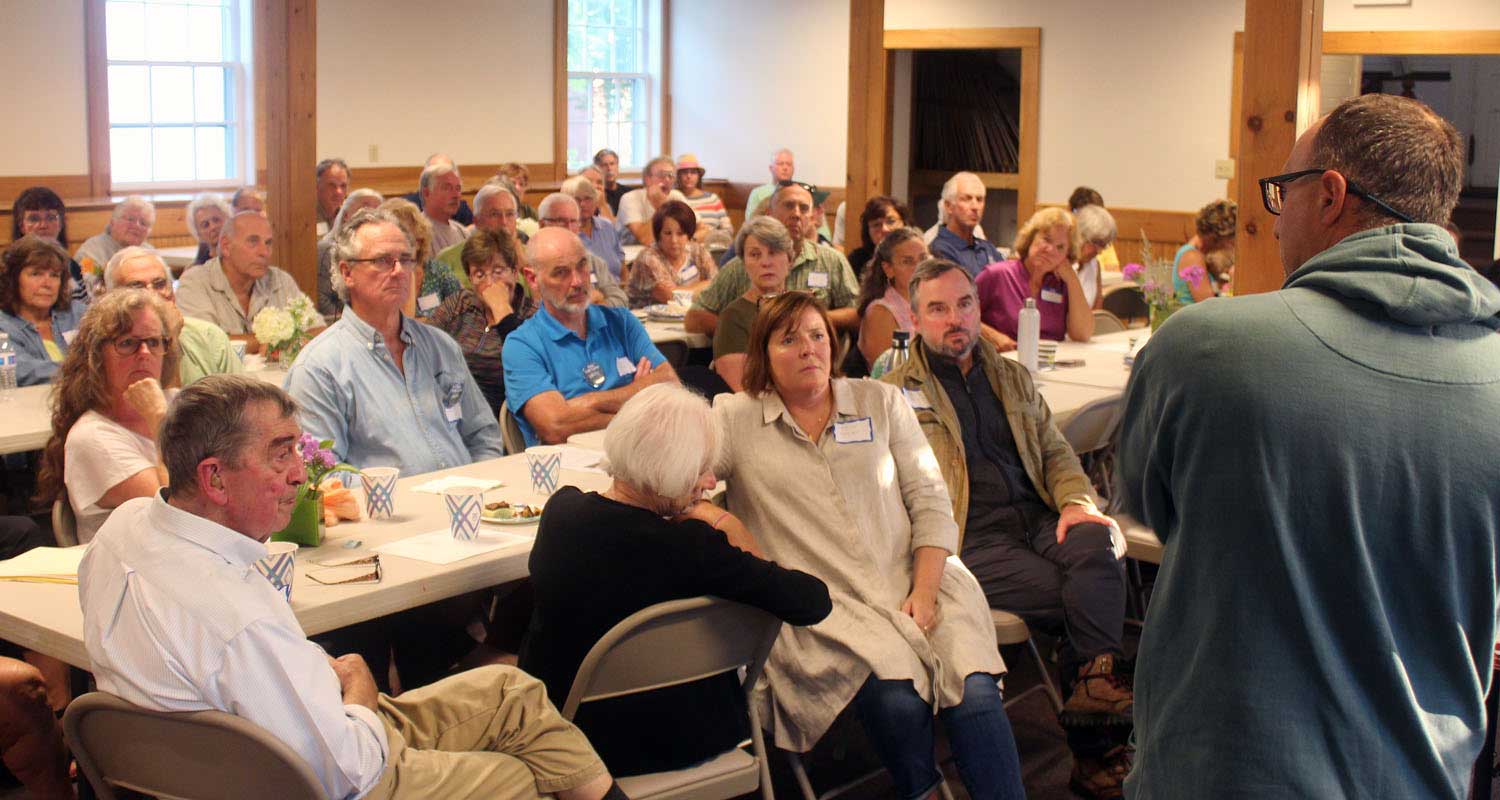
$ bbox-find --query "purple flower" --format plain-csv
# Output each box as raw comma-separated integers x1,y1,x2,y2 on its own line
318,451,336,470
1180,264,1207,285
1122,262,1145,281
1142,279,1160,294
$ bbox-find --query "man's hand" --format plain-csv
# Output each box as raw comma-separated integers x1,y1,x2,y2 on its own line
646,182,670,208
1056,502,1118,550
123,378,168,426
901,589,940,635
327,654,380,712
629,357,654,385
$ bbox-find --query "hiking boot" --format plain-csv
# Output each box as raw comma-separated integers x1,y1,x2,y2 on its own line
1059,654,1133,727
1070,744,1133,800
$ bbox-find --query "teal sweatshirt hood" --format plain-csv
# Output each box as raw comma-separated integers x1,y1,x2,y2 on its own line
1284,223,1500,330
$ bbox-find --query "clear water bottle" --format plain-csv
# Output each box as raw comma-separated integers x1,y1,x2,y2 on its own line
0,333,15,400
1017,298,1040,373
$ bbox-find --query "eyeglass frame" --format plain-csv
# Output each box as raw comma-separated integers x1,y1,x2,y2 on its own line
111,335,172,356
121,277,172,293
21,211,61,225
467,263,516,282
1258,168,1414,224
346,253,418,273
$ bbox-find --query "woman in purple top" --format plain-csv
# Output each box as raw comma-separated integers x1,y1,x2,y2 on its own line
975,207,1095,342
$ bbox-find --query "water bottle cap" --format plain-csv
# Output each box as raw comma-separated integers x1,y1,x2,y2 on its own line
892,330,910,344
1024,298,1037,309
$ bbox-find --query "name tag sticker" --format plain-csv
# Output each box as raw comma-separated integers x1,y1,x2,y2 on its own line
442,383,463,422
677,264,699,283
806,271,830,289
615,356,637,376
833,417,875,444
902,388,932,410
1040,288,1065,304
61,329,78,345
443,402,463,423
417,292,440,312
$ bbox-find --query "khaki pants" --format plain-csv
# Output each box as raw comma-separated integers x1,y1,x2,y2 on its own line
367,665,608,800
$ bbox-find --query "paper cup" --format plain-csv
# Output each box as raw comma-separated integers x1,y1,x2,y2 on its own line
230,339,248,360
254,541,298,601
443,486,485,541
361,467,400,519
1037,340,1059,368
525,446,564,495
672,289,694,308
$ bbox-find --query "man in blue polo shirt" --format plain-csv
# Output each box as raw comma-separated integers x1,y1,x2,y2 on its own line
503,227,678,446
930,171,1003,277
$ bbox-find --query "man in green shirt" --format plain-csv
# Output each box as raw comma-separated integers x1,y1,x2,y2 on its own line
685,182,857,335
104,247,243,385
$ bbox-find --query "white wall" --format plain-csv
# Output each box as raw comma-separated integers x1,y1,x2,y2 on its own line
669,0,850,187
0,1,90,176
316,0,554,169
1324,0,1500,30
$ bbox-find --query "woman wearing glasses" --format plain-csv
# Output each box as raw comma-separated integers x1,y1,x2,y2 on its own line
1173,200,1237,305
0,236,84,386
10,187,91,306
428,228,535,417
37,289,181,543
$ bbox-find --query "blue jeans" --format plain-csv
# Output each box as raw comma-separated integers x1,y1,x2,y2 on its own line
852,672,1025,800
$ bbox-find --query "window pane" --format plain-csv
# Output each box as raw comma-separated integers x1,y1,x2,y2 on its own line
196,127,228,180
566,78,589,121
106,2,146,61
613,27,637,73
145,3,190,62
194,66,226,122
111,128,152,183
152,128,195,181
187,6,224,62
585,0,611,26
151,65,194,123
108,65,151,124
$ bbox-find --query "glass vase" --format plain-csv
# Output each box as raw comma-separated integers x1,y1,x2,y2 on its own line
271,485,324,547
1149,304,1179,332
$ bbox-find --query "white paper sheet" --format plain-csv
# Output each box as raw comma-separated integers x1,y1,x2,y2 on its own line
0,546,87,578
410,476,506,495
558,446,607,474
374,529,532,565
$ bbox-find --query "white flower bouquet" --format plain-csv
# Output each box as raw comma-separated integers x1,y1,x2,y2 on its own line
253,296,320,363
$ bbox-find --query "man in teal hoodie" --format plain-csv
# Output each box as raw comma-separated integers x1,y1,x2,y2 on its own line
1119,93,1500,798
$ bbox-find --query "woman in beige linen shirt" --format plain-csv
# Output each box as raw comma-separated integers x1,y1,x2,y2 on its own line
712,293,1024,800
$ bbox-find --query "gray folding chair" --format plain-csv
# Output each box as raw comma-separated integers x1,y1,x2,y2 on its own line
498,404,528,455
562,596,782,800
62,692,326,800
1091,309,1127,334
50,489,78,547
992,609,1064,713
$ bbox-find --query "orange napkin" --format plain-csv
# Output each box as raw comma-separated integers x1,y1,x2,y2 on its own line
320,477,362,526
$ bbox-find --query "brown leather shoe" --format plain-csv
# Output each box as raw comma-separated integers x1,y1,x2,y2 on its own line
1059,654,1134,727
1070,745,1133,800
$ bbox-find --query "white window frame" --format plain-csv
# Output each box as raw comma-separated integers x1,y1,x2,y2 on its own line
563,0,664,172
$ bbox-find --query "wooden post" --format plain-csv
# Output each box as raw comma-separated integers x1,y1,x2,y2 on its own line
260,0,318,297
1234,0,1322,296
846,0,887,243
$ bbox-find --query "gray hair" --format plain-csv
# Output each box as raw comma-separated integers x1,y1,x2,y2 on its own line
111,195,156,222
772,148,794,162
231,186,265,209
315,157,350,180
473,181,515,215
220,209,266,242
941,172,982,204
323,188,384,243
161,375,299,499
643,155,675,178
907,257,976,312
603,383,721,503
185,193,232,243
536,192,578,220
1074,204,1117,247
734,215,794,257
330,208,411,302
1310,93,1464,227
419,161,461,192
561,175,597,202
580,165,604,181
102,246,167,289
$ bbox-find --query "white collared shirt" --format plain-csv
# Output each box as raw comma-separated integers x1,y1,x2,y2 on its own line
78,494,388,800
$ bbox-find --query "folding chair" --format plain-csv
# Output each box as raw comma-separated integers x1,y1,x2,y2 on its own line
51,489,78,547
1091,309,1127,334
498,404,528,455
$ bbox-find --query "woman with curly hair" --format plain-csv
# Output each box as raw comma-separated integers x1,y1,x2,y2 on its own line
0,236,83,386
1174,199,1237,305
10,187,90,306
37,289,181,543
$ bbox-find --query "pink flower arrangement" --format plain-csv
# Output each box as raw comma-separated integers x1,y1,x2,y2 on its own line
1122,262,1145,281
1179,264,1207,286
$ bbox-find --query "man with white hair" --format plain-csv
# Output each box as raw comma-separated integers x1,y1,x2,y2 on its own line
743,148,832,241
314,157,350,237
435,181,522,286
403,153,474,226
536,192,628,308
103,247,244,384
503,227,676,447
75,196,156,294
615,155,687,246
419,161,469,253
929,172,1003,277
175,211,324,350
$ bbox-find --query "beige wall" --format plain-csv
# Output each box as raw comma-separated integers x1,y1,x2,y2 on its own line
1324,0,1500,29
0,1,90,175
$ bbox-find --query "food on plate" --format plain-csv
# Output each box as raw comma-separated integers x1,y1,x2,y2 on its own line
482,501,542,520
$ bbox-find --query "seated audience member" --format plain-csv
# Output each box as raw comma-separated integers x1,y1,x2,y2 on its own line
428,229,535,417
856,226,927,370
37,289,177,543
521,382,832,775
1118,93,1500,800
0,656,70,800
186,192,232,267
498,162,539,220
594,148,632,216
314,157,350,238
579,166,616,223
78,375,626,800
230,186,266,214
565,175,625,280
929,172,1002,277
502,227,677,447
402,152,474,226
711,217,793,393
1069,186,1118,270
625,200,716,307
744,149,810,232
317,188,384,318
286,209,503,474
713,293,1024,800
1073,205,1117,309
11,186,90,305
616,155,687,246
437,181,523,287
175,211,325,348
1173,199,1237,305
379,198,463,320
885,258,1133,798
674,153,733,242
75,195,155,294
418,161,469,254
104,247,243,385
536,193,628,308
686,182,859,335
847,195,911,280
977,207,1094,343
0,236,81,385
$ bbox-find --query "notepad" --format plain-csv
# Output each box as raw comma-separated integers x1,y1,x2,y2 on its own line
0,546,87,584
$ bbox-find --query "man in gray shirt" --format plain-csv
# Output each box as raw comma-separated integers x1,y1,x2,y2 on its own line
175,212,324,351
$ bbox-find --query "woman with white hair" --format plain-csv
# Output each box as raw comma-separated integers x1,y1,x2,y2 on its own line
1072,204,1117,309
564,175,625,280
316,188,383,318
519,382,831,777
186,192,232,267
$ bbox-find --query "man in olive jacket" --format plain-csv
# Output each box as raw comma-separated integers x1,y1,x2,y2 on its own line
883,258,1132,798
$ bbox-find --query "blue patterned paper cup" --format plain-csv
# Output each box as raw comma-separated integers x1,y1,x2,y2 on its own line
525,446,563,495
361,467,400,520
254,542,298,601
444,486,485,541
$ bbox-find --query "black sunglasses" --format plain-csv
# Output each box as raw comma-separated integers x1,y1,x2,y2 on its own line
1258,169,1414,223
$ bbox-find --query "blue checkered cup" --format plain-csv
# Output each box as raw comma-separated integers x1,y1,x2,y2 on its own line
361,467,400,520
254,541,298,602
525,446,564,496
443,486,485,542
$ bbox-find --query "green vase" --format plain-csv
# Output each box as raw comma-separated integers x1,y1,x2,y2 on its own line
1149,304,1178,332
272,485,324,547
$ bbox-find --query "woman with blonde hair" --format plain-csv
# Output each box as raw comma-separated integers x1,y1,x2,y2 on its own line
1173,199,1237,304
976,206,1094,342
37,289,181,543
377,197,463,320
